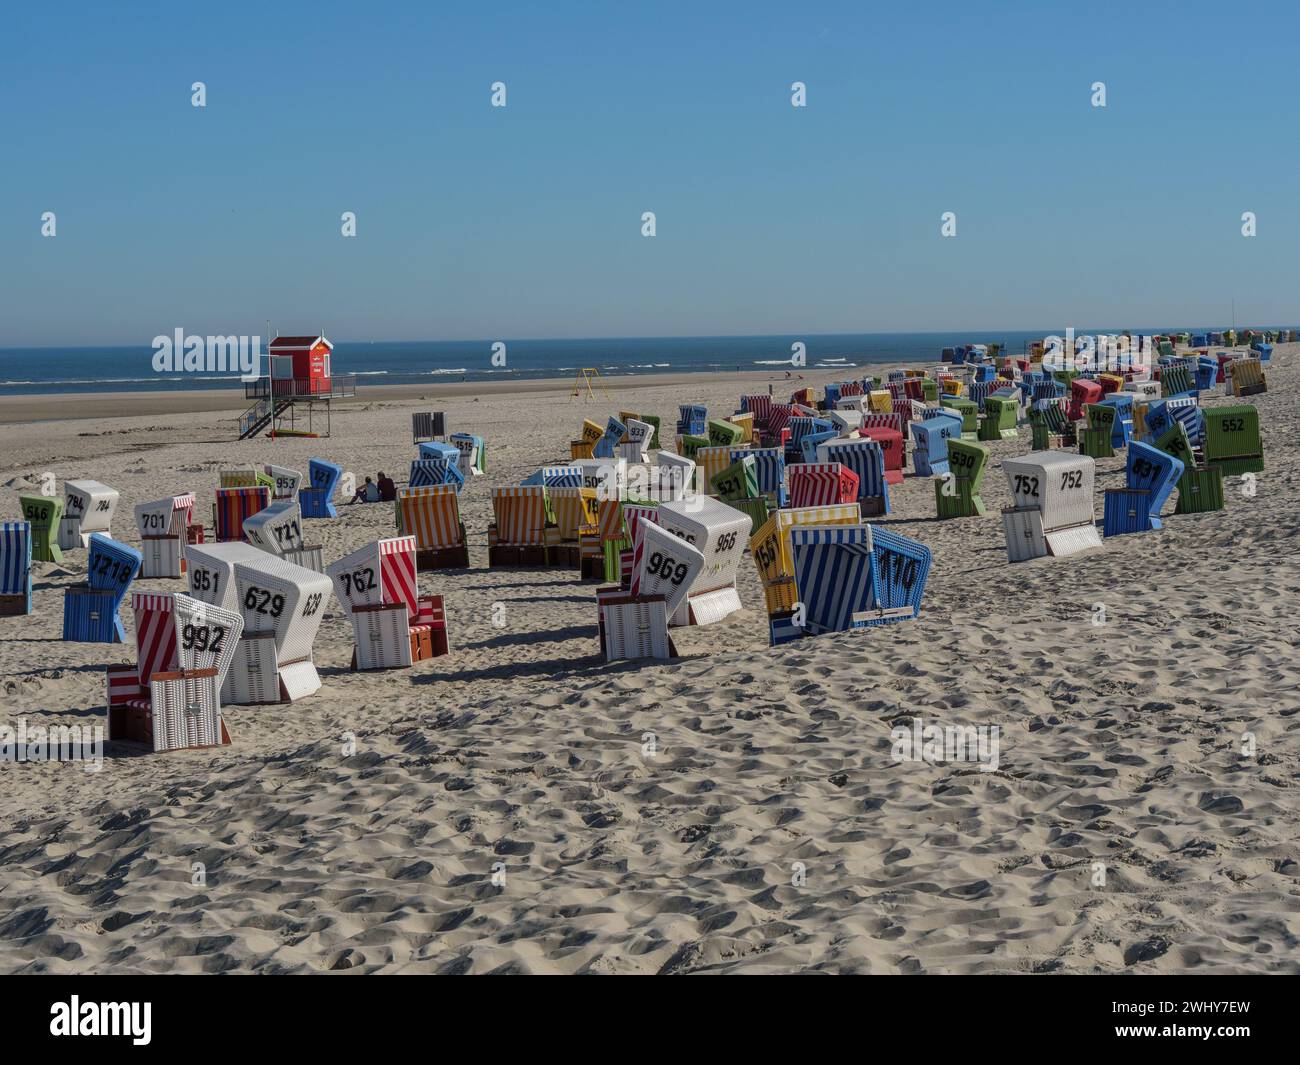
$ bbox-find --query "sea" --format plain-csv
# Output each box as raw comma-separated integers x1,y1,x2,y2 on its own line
0,328,1280,396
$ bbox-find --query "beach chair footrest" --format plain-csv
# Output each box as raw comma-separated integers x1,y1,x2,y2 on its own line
548,543,582,568
489,544,550,567
0,594,30,617
416,545,470,570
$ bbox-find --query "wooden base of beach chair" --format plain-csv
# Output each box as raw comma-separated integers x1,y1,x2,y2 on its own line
416,545,470,570
1207,455,1264,477
859,496,889,519
763,579,797,615
349,597,450,670
548,543,582,568
488,544,550,568
0,594,30,617
106,664,232,751
1175,466,1225,514
595,589,680,661
580,553,606,581
63,585,126,643
1079,428,1114,459
413,625,451,660
107,701,154,746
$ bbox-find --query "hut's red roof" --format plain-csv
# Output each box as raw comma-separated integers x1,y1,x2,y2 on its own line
270,335,332,352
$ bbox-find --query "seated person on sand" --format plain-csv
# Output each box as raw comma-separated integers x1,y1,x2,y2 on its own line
377,472,397,502
352,476,381,504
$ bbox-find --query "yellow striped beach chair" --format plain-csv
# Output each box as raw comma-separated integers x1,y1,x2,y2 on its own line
727,412,755,444
1231,357,1266,396
749,503,862,614
697,445,735,495
548,487,597,568
219,468,260,488
549,487,598,541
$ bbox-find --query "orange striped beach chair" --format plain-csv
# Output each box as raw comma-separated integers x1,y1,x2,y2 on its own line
488,485,554,567
396,485,469,569
579,496,628,582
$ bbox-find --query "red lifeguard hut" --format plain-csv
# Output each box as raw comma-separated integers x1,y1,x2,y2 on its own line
239,332,356,439
269,335,333,395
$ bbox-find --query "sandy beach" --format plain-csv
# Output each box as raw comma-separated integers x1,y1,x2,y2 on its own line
1,354,1297,975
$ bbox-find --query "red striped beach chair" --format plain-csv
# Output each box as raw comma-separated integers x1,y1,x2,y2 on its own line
862,411,906,437
105,591,243,752
742,394,773,429
329,536,449,669
214,486,270,543
788,462,860,509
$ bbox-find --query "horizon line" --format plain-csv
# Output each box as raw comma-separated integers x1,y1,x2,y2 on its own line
0,323,1288,353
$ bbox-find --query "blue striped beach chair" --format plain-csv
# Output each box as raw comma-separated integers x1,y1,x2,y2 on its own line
911,417,955,477
593,417,627,459
789,525,881,635
301,458,343,519
799,429,839,464
64,533,141,642
1147,397,1204,448
1097,393,1134,447
409,458,465,491
0,522,33,615
676,405,706,437
967,380,995,407
867,527,932,625
818,438,892,516
731,446,786,505
418,440,461,464
1121,440,1184,530
523,465,583,488
1032,379,1066,403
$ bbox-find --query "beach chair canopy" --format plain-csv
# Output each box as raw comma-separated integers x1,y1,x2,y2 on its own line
492,486,549,546
185,541,266,613
397,485,463,550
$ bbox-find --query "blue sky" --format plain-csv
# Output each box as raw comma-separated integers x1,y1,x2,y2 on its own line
2,0,1296,347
